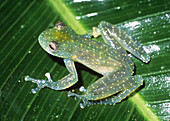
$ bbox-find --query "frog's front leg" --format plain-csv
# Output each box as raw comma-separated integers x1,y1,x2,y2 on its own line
68,70,143,108
25,58,78,93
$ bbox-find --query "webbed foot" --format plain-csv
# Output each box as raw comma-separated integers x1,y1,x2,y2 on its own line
25,72,52,93
68,91,91,108
68,86,96,108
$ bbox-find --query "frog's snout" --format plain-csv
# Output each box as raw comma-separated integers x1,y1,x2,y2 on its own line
38,31,50,52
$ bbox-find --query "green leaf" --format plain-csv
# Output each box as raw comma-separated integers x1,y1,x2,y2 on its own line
0,0,169,121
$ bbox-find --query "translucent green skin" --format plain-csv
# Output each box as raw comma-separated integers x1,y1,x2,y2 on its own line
25,21,150,108
39,24,133,75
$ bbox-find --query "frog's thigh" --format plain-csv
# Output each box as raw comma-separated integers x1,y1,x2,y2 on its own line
84,73,143,101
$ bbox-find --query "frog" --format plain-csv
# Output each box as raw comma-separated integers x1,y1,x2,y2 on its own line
25,21,150,108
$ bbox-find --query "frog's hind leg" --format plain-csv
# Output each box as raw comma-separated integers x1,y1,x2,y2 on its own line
98,21,150,63
68,70,143,108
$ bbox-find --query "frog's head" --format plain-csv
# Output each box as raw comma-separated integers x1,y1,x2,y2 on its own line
38,22,75,58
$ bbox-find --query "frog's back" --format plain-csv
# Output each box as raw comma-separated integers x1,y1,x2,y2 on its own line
72,37,133,75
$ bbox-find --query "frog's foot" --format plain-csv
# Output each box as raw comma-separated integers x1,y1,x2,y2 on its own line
68,86,97,108
68,91,94,109
25,72,52,94
92,27,101,38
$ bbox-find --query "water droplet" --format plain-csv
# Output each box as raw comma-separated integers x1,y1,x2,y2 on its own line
21,25,24,29
138,11,141,14
161,66,165,70
165,13,169,18
116,6,120,9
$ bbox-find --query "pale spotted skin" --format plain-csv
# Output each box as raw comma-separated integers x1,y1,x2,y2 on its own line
25,21,150,108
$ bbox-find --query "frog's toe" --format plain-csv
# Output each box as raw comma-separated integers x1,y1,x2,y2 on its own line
141,54,150,63
80,101,87,109
25,75,33,81
25,75,48,93
67,91,94,108
79,86,86,92
68,91,76,97
45,72,53,82
31,87,41,94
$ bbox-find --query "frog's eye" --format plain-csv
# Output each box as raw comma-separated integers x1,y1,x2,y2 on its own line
49,41,58,52
55,22,67,30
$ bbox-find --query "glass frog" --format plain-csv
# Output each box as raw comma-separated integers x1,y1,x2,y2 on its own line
25,21,150,108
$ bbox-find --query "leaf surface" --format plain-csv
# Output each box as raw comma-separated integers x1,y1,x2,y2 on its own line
0,0,169,121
